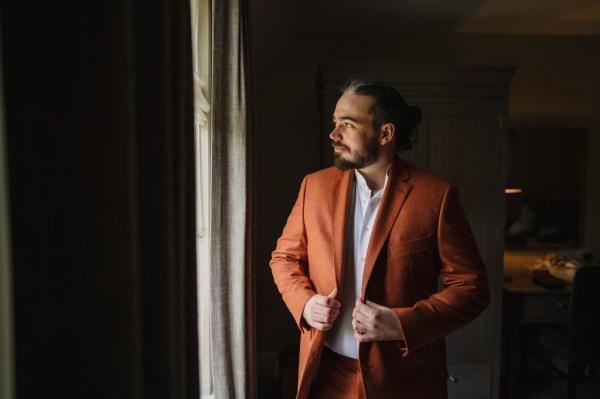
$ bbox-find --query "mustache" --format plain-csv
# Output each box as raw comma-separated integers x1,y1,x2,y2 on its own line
331,140,350,151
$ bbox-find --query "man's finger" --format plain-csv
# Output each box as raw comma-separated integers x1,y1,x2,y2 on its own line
313,306,340,320
354,297,371,316
325,288,340,307
313,297,339,308
314,321,334,331
316,295,340,307
365,299,385,309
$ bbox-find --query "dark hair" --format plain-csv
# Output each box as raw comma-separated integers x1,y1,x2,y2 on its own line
341,79,422,152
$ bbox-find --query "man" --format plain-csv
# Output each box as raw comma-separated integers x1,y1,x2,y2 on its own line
270,79,490,399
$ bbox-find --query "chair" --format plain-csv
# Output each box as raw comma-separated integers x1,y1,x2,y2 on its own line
528,265,600,398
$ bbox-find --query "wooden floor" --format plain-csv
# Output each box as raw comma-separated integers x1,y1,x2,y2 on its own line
258,365,600,399
514,362,600,399
257,376,282,399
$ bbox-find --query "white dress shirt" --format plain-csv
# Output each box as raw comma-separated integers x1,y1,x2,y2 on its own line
324,168,390,359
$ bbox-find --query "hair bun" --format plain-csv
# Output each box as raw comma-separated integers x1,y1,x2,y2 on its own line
407,105,423,126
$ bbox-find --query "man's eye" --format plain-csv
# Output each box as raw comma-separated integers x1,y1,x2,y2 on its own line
345,123,354,128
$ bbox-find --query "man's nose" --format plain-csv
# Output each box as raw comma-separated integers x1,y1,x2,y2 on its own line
330,125,341,141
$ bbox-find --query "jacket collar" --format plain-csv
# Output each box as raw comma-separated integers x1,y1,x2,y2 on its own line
361,156,412,298
330,156,413,296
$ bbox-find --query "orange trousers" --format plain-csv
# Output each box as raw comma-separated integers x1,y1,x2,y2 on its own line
309,346,367,399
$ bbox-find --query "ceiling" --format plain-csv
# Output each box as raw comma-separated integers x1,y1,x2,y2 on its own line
456,0,600,34
251,0,600,64
301,0,600,34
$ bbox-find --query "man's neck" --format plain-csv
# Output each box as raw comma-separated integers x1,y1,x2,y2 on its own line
357,153,394,192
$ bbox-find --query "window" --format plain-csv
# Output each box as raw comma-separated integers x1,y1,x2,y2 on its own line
191,0,212,396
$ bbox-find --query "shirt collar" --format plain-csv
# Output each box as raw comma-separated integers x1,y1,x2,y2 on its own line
354,163,392,198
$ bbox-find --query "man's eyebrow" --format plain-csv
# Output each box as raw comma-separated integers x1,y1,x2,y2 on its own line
335,116,359,123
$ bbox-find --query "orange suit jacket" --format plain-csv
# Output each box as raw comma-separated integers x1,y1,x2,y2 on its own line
270,156,490,399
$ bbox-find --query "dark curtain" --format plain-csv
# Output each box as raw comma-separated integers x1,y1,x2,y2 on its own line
1,1,198,398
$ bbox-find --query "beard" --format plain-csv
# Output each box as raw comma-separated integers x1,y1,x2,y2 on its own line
332,136,380,171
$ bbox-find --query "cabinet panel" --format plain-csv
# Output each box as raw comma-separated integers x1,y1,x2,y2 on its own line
447,365,492,399
518,294,570,322
425,104,505,361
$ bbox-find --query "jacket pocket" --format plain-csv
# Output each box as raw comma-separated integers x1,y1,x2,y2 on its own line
388,234,432,257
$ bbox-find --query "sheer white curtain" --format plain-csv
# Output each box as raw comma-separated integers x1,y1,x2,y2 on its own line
210,0,256,396
191,0,213,397
191,0,255,396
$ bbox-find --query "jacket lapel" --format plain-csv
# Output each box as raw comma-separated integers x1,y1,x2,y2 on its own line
331,170,354,291
361,157,413,299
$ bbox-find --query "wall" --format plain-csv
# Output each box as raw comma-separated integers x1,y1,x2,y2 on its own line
254,31,600,375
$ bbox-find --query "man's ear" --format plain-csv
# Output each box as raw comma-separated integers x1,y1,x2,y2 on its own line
380,123,395,145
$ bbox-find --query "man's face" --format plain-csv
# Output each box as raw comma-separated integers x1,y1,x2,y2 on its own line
330,93,381,171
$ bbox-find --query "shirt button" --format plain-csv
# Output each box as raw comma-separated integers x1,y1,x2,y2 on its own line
361,257,365,262
364,227,369,231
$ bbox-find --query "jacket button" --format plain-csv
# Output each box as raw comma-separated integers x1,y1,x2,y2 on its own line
362,366,369,372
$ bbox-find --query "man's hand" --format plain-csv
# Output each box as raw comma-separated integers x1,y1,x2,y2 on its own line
302,288,341,331
352,298,404,342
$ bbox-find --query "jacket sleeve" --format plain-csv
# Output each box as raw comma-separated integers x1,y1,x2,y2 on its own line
270,176,317,333
394,183,491,356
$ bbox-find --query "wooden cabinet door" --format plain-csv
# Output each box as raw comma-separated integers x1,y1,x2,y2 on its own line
426,103,504,358
420,102,506,399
